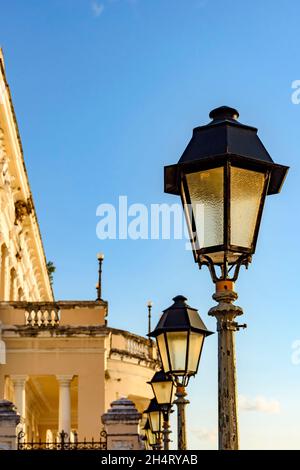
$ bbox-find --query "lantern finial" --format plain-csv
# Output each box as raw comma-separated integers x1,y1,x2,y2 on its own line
209,105,239,121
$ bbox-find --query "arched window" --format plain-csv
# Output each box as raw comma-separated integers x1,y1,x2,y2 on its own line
9,268,16,301
18,287,24,301
0,244,8,300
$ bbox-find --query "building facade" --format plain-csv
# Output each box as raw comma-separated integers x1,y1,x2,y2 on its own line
0,49,157,443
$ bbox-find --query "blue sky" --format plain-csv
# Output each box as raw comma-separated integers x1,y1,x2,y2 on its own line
1,0,300,449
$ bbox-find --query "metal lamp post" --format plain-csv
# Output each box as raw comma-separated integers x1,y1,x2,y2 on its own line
149,295,213,450
148,370,175,450
147,301,153,337
147,301,153,352
144,398,164,450
96,253,104,301
164,106,289,450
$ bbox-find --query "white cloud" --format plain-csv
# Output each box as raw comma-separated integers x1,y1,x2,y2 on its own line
92,1,104,17
191,427,217,443
239,395,280,414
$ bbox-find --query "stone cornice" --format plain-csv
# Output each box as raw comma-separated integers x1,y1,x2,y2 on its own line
2,326,153,343
2,324,108,337
1,300,108,309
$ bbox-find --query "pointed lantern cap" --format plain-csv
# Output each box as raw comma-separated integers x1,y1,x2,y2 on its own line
148,295,213,337
165,106,289,196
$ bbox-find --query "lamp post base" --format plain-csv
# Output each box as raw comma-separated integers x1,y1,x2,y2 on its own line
174,385,189,451
162,412,171,451
209,281,245,451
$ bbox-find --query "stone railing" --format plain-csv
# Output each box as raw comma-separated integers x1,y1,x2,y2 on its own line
24,305,60,327
0,300,108,327
108,327,158,366
126,338,150,357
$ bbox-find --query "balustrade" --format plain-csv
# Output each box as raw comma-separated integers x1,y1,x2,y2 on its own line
25,305,60,327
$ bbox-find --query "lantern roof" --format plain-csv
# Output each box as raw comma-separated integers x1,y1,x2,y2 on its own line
148,295,213,337
165,106,289,196
144,397,161,414
143,419,151,431
147,370,173,385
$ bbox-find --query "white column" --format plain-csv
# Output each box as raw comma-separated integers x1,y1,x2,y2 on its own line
56,375,73,437
11,375,27,423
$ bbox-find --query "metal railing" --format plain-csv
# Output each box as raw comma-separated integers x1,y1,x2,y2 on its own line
17,430,107,451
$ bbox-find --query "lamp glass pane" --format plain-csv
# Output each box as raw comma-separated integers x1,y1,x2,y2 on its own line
157,334,170,373
187,332,204,373
149,410,161,433
166,331,188,373
230,167,265,248
146,428,156,446
186,167,224,249
152,381,174,406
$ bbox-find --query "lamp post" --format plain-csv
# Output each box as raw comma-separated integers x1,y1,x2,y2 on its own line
149,295,213,450
144,398,164,450
147,301,153,337
96,253,104,301
164,106,289,450
148,370,175,450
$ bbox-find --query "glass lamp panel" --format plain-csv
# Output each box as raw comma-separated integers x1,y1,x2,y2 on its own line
146,428,156,446
187,332,204,373
149,433,156,446
166,331,188,373
185,167,224,250
157,334,170,373
152,381,173,406
230,167,265,249
149,411,161,433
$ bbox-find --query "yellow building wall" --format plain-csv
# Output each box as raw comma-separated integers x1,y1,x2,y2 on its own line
0,302,158,442
0,335,106,440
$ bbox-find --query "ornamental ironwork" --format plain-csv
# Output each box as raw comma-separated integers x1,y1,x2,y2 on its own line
17,429,107,451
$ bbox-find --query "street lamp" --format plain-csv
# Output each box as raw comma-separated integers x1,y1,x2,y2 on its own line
147,300,153,338
143,419,157,450
149,295,213,450
144,398,164,450
148,370,175,450
164,106,289,450
96,253,104,301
